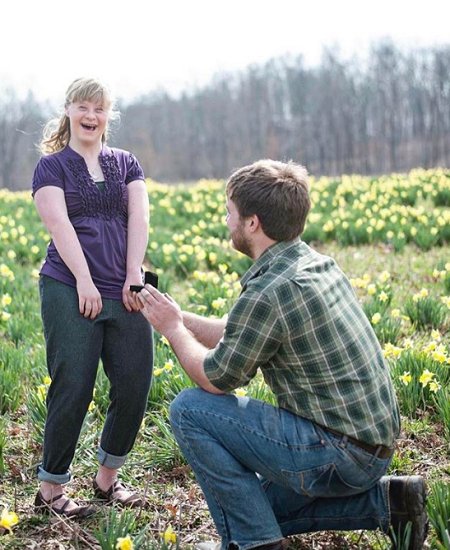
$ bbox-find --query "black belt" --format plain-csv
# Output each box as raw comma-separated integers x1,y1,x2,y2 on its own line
324,427,395,459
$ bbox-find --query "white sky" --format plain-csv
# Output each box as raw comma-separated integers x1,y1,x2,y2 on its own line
2,0,449,105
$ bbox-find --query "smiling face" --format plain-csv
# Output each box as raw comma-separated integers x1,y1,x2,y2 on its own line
65,99,109,149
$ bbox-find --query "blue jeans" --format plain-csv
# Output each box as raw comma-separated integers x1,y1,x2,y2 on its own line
37,276,153,484
170,388,392,550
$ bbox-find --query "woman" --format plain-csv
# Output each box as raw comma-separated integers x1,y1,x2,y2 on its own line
32,77,153,517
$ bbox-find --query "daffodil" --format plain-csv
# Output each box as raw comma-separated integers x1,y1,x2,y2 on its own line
429,381,441,393
367,284,376,296
378,291,389,303
211,297,227,310
371,312,381,325
234,388,248,397
163,525,177,544
431,350,447,364
419,369,435,387
0,508,19,532
37,385,47,401
116,535,134,550
378,271,391,283
1,294,11,307
164,360,174,372
154,367,164,377
1,311,11,322
399,372,412,386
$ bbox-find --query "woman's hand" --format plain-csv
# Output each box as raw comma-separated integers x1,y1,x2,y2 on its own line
76,278,103,319
123,275,144,312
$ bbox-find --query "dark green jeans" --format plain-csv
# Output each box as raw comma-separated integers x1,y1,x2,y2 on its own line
37,276,153,484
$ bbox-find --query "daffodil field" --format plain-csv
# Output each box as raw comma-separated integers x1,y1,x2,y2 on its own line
0,168,449,549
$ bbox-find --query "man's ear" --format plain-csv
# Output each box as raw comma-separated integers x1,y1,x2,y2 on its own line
247,214,261,233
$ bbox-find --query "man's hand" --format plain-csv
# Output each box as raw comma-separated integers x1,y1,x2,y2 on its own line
138,285,183,338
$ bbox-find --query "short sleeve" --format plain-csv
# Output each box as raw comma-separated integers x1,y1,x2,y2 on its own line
203,291,282,392
125,153,145,184
32,155,65,197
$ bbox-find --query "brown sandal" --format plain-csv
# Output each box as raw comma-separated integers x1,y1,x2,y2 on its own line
93,478,146,508
34,490,96,518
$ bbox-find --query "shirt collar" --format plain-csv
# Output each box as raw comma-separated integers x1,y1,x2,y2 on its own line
240,237,302,289
63,144,111,160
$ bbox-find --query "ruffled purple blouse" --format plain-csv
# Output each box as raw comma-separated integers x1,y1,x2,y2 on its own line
32,145,145,300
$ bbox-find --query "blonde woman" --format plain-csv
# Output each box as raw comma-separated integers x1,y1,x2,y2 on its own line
32,77,153,517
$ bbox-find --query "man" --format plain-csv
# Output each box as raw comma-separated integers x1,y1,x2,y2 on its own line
138,160,428,550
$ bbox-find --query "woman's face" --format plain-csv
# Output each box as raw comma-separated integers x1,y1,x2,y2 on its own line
65,99,109,147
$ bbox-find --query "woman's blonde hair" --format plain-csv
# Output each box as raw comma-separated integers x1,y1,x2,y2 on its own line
39,77,118,155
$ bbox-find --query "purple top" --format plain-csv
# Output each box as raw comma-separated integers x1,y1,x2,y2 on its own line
32,145,145,300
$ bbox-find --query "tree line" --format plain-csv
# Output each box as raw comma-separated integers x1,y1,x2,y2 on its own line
1,41,449,190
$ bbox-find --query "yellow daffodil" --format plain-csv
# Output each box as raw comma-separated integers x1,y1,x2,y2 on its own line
88,401,96,412
423,341,437,353
402,338,414,350
367,284,376,296
154,368,164,377
37,385,47,401
43,376,52,385
378,291,389,303
212,297,227,310
1,311,11,322
441,296,450,308
378,271,391,283
399,372,412,386
431,350,447,364
163,525,177,544
391,308,400,318
116,535,134,550
234,388,248,397
31,268,40,279
384,343,403,358
160,335,170,346
164,360,174,372
0,508,19,532
429,381,441,393
419,369,434,387
371,312,381,325
431,330,441,340
419,288,429,298
1,294,11,307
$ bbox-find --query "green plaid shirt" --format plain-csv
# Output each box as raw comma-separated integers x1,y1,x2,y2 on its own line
204,238,400,447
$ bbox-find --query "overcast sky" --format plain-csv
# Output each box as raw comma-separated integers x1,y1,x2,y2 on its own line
2,0,449,105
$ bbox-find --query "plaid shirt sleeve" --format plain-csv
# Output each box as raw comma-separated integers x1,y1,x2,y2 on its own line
203,290,282,391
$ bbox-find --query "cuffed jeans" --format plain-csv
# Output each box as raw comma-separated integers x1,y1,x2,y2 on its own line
37,276,153,484
170,388,393,550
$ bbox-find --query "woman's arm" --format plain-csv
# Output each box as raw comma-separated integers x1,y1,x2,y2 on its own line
123,179,150,311
34,186,102,319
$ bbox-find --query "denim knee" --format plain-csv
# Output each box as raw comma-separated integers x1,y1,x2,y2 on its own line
169,388,202,430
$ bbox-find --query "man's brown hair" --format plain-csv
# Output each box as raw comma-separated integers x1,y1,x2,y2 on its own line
226,159,310,241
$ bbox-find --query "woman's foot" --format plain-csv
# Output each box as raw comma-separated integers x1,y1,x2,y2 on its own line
93,476,146,508
34,490,95,518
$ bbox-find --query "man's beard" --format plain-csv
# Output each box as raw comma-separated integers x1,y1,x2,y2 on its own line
230,222,253,258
